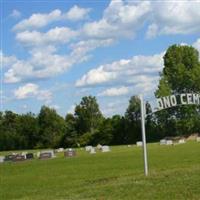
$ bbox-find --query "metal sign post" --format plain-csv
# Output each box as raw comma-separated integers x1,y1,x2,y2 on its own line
140,95,148,176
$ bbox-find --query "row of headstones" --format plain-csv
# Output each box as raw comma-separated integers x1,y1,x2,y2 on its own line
85,145,110,154
160,137,200,145
0,149,76,163
135,137,200,147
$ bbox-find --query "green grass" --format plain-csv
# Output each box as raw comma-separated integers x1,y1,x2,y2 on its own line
0,142,200,200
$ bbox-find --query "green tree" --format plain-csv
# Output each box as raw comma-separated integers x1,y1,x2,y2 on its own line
59,113,78,147
0,111,20,150
74,96,104,146
38,106,66,148
155,45,200,136
17,112,39,149
74,96,103,135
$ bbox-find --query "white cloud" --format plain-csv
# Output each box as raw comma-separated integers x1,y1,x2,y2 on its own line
146,1,200,38
65,5,91,21
13,9,61,31
13,6,91,31
14,83,52,103
82,0,151,39
10,9,21,19
4,38,115,83
98,86,129,97
16,27,78,46
76,52,164,87
100,100,128,117
76,66,117,87
14,83,39,99
1,51,18,68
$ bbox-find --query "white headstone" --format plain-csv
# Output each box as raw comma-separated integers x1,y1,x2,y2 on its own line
85,146,93,152
36,152,40,158
136,141,143,147
166,140,173,145
101,146,110,152
96,144,102,150
197,137,200,142
160,139,166,145
56,148,64,153
21,152,28,159
90,147,96,154
178,139,185,144
0,156,4,163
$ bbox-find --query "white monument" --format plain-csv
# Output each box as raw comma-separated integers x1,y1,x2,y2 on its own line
0,156,4,163
166,140,173,145
136,141,143,147
101,146,110,152
90,147,96,154
85,146,93,152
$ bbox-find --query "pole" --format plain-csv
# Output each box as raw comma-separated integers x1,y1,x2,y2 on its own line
140,94,148,176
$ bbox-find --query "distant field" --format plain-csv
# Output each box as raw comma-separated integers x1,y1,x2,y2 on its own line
0,142,200,200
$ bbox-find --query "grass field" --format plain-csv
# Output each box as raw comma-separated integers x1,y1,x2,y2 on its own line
0,141,200,200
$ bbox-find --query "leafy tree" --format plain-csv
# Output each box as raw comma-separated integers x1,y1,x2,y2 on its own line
60,113,78,147
38,106,66,148
110,115,127,145
0,111,20,150
17,112,39,149
74,96,103,136
155,45,200,136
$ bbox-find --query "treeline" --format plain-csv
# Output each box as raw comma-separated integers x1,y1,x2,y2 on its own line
0,95,200,151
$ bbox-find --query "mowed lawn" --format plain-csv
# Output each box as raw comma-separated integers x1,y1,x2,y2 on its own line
0,142,200,200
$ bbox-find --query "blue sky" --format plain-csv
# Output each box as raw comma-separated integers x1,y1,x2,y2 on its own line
1,0,200,117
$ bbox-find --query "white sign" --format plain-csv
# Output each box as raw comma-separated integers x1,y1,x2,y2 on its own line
156,93,200,111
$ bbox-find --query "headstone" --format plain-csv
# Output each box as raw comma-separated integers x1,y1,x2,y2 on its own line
96,144,102,150
0,156,5,163
39,152,52,159
13,154,26,162
90,147,96,154
178,139,185,144
56,148,64,153
36,152,40,158
197,137,200,142
136,141,143,147
26,153,34,159
64,148,76,157
4,154,15,161
166,140,173,145
160,139,166,145
21,152,28,159
85,146,93,152
101,146,110,152
39,150,55,159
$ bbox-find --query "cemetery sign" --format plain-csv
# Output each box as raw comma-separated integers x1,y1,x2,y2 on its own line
156,93,200,111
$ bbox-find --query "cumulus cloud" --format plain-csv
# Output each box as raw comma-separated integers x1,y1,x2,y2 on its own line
13,5,91,31
146,1,200,38
65,5,91,21
4,38,114,83
14,83,52,103
76,53,164,87
98,86,129,97
16,27,78,46
14,83,39,99
82,0,151,39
